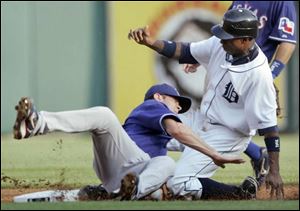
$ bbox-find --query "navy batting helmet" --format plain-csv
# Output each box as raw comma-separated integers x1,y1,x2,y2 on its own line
211,8,259,40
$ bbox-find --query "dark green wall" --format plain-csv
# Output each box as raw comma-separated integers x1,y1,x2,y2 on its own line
1,2,107,133
286,1,299,133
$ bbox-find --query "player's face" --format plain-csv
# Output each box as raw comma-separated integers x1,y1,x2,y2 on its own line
220,38,245,56
161,95,182,114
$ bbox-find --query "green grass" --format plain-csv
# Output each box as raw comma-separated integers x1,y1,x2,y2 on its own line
1,133,99,188
212,133,299,184
1,133,299,210
1,200,299,210
1,133,299,188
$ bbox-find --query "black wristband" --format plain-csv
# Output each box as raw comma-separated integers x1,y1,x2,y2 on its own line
159,40,176,58
264,136,280,152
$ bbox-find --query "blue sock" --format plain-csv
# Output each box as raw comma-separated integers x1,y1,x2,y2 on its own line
199,178,239,199
244,141,261,162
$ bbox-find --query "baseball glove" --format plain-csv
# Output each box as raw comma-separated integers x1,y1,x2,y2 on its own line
273,83,282,117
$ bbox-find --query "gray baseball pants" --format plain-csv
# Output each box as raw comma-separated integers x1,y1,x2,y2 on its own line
36,106,175,198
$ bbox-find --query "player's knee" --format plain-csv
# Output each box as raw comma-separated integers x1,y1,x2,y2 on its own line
93,107,120,126
166,176,184,196
94,107,115,119
167,176,203,199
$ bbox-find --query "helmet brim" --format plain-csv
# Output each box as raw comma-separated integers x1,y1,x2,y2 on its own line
211,24,235,40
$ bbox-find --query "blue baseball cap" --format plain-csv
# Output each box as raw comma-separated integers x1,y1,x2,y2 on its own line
144,83,192,113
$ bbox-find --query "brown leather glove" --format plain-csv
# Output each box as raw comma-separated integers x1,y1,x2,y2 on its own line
273,83,282,117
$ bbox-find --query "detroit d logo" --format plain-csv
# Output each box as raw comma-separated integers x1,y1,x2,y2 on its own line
223,82,239,103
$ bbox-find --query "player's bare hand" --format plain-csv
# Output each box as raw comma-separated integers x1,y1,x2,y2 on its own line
212,154,245,168
128,26,154,46
265,171,284,199
183,64,200,73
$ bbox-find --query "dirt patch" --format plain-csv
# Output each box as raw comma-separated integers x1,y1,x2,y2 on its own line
1,184,298,202
257,184,299,200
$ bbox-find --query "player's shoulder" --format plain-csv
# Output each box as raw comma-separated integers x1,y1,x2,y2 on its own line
277,1,295,8
191,36,220,48
251,50,273,81
273,1,296,17
252,50,270,75
138,99,169,112
128,100,173,121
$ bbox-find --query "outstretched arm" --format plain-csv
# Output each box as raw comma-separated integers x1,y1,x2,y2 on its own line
128,26,186,60
162,118,245,168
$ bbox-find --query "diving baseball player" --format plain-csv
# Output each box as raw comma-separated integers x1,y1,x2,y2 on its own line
128,8,283,199
13,83,244,200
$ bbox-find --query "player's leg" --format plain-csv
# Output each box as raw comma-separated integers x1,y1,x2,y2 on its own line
115,156,176,200
13,97,131,140
42,105,150,193
135,156,175,199
244,141,262,161
166,148,219,199
167,171,258,200
13,98,121,139
13,97,152,194
91,127,150,193
244,141,270,184
167,123,255,199
167,151,258,200
199,176,258,200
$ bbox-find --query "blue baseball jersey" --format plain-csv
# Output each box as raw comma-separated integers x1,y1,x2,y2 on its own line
229,1,297,62
123,99,181,158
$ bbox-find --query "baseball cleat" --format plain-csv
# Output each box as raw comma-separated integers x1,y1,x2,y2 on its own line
77,184,115,201
13,97,39,139
238,176,258,199
119,172,138,201
251,147,270,186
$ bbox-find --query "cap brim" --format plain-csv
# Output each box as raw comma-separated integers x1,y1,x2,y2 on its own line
211,24,235,40
173,96,192,114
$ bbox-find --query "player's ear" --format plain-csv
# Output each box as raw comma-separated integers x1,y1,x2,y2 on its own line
153,93,163,101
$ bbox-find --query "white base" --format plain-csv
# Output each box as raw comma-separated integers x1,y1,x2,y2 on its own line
13,189,80,203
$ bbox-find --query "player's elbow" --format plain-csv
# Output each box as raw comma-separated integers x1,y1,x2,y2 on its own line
166,123,187,140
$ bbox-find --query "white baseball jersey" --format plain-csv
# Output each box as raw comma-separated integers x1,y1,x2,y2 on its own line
167,36,278,198
190,36,277,136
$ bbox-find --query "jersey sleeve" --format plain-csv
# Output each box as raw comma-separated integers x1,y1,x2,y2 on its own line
243,70,277,130
190,36,215,66
269,1,297,43
128,100,181,134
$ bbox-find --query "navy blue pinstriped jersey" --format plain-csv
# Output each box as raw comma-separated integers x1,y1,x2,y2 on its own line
123,99,181,158
229,1,297,62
